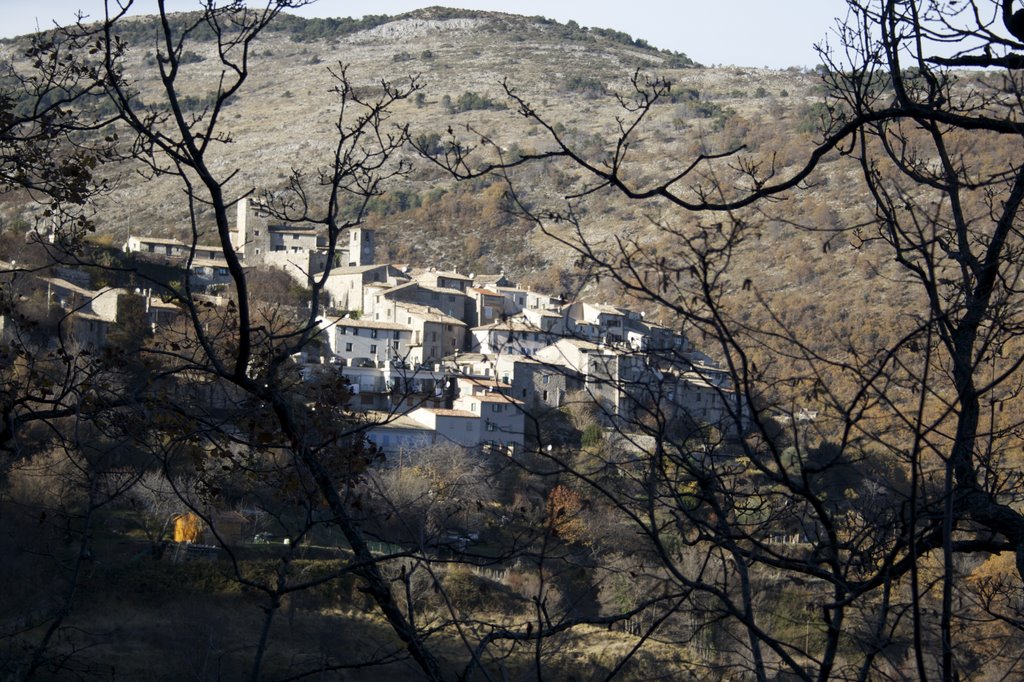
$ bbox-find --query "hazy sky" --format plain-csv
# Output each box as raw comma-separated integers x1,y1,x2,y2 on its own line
0,1,852,68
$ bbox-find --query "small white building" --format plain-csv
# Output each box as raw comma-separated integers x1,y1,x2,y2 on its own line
494,286,561,316
363,413,437,453
407,407,482,448
470,317,553,357
563,301,628,343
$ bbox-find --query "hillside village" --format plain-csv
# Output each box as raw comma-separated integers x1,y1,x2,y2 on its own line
11,196,747,458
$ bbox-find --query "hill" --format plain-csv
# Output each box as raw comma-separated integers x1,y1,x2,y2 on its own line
0,7,932,410
1,7,824,287
4,5,1024,681
0,7,945,419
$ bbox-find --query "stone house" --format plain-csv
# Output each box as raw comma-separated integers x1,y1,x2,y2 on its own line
493,286,561,316
324,316,414,367
495,355,584,410
533,338,646,421
369,303,466,367
563,301,629,344
364,280,471,324
470,316,556,357
466,287,505,329
411,268,473,292
323,264,408,311
124,235,231,264
451,376,525,453
233,196,371,284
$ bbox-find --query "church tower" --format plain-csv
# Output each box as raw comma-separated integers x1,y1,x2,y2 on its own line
348,227,375,266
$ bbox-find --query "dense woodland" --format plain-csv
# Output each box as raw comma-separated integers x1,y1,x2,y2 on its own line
3,1,1024,680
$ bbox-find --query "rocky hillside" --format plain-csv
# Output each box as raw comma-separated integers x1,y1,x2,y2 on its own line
0,7,898,365
0,10,816,242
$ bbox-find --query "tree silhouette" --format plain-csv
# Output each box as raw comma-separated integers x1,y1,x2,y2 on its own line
416,1,1024,678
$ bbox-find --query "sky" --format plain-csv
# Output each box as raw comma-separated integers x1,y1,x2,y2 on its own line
0,1,852,69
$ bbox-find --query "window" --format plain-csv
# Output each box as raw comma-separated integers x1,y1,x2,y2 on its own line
393,331,400,339
340,327,348,335
392,340,399,350
487,421,496,432
542,390,548,402
470,403,476,413
370,329,378,339
542,374,550,385
345,343,352,352
370,344,377,354
292,234,300,240
492,404,503,413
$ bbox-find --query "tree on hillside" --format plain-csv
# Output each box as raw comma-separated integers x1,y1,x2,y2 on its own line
420,0,1024,678
75,2,449,678
0,13,123,450
0,20,145,679
0,2,451,679
0,31,116,208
